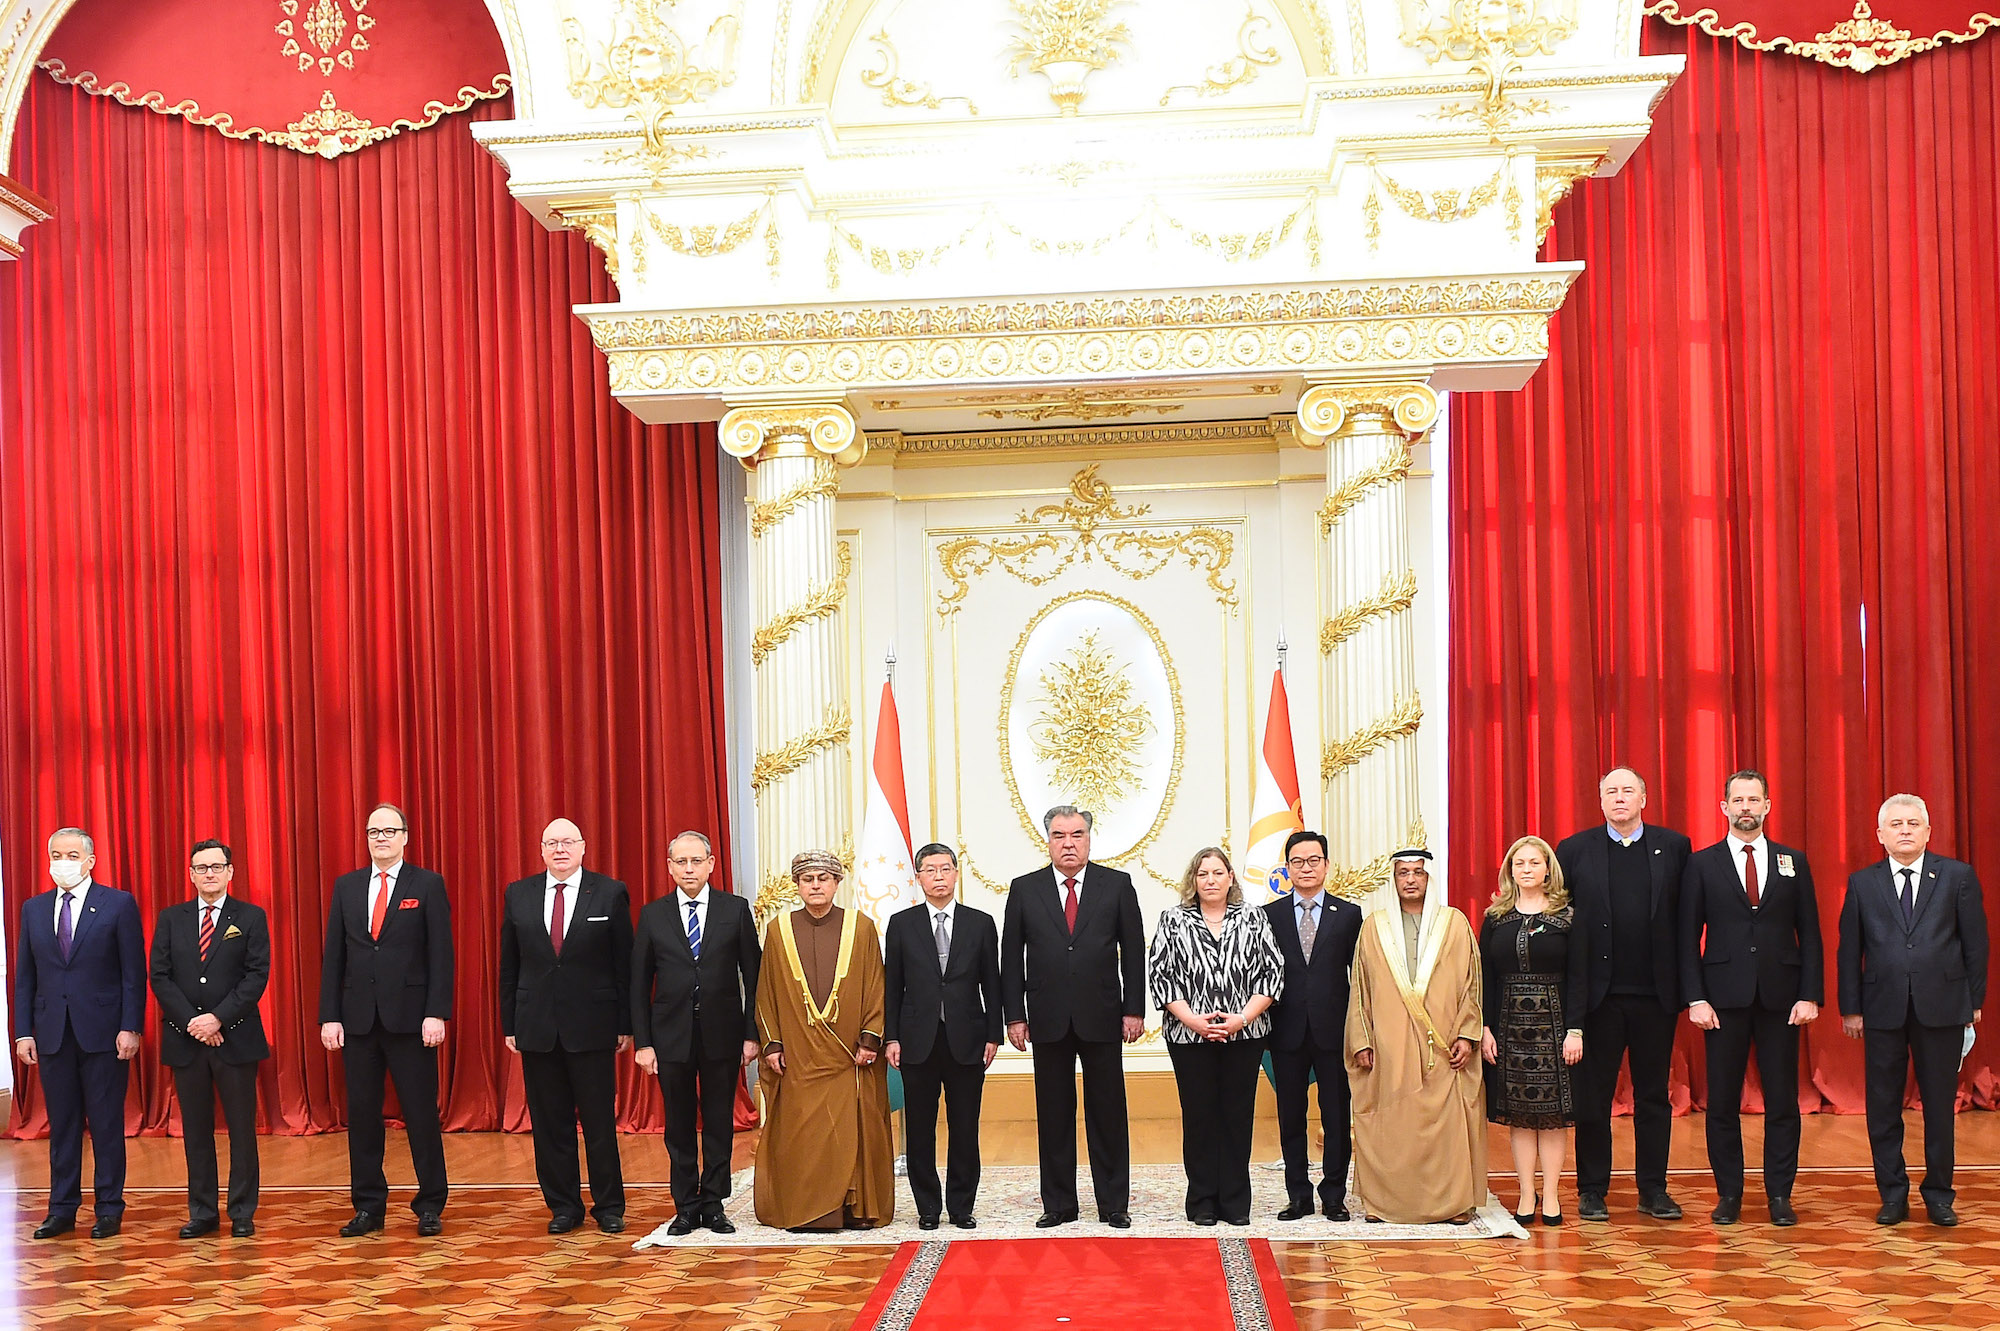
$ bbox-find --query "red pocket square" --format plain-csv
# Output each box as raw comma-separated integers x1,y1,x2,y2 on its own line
399,898,422,910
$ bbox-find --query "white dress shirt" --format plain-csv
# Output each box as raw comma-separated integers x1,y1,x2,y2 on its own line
929,900,958,950
368,860,404,919
1728,834,1768,900
544,872,582,938
677,885,712,942
54,878,92,927
1888,852,1926,911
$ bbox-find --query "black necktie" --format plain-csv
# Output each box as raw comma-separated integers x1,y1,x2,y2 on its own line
1898,867,1915,926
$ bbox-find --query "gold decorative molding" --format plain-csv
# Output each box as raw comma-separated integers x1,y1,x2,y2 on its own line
1160,5,1284,105
1646,1,1999,73
1363,155,1510,250
1297,380,1440,443
551,201,622,286
592,279,1573,401
750,471,840,536
1322,693,1424,779
1346,0,1370,74
1321,567,1419,654
884,418,1290,460
860,28,980,114
719,401,865,467
750,542,851,666
753,871,801,929
637,190,781,282
935,465,1238,615
1318,436,1411,533
976,387,1186,423
35,60,509,158
1005,0,1134,115
751,702,852,792
1534,155,1605,245
1400,0,1580,64
562,1,744,182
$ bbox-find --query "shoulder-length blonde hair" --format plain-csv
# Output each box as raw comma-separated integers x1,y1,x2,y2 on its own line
1179,846,1243,908
1488,835,1569,917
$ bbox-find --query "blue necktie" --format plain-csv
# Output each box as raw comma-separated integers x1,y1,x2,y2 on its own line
687,902,702,961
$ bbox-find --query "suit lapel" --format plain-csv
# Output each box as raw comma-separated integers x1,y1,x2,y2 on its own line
1271,898,1301,966
1042,867,1071,934
1646,831,1667,916
204,899,238,974
63,884,105,961
671,891,700,959
1909,860,1945,933
564,876,595,952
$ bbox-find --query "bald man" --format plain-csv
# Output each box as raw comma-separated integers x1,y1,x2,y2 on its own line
499,819,635,1233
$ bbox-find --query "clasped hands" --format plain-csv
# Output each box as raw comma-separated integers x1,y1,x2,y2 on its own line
1188,1010,1248,1042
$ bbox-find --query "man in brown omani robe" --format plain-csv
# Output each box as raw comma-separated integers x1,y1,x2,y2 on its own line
1345,848,1487,1225
753,850,895,1230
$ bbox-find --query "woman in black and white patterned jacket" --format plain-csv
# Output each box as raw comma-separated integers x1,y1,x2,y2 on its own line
1147,846,1285,1226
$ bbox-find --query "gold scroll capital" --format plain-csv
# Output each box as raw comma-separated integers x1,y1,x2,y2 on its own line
719,398,865,468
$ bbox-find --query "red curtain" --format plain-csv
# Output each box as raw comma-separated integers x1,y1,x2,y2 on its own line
1449,21,2000,1114
1,79,740,1137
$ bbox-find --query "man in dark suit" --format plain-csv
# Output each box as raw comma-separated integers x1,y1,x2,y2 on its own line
885,843,1001,1230
1679,771,1822,1227
633,830,760,1236
151,839,271,1238
1558,767,1692,1222
1839,793,1988,1227
318,802,455,1236
499,817,634,1234
1001,804,1146,1229
14,827,147,1240
1262,828,1365,1222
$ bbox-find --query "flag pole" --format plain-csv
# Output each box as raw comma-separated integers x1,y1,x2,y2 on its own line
1276,627,1288,681
884,645,896,685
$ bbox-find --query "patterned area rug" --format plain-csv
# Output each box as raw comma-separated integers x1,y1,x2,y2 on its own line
847,1237,1300,1331
632,1164,1528,1248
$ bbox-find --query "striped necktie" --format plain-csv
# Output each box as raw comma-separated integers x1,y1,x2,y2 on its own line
687,900,702,961
199,903,217,961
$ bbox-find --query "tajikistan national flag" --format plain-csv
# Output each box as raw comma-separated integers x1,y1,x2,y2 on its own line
854,679,921,935
1245,667,1306,899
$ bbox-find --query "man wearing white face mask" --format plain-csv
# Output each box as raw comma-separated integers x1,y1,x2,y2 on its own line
14,827,148,1240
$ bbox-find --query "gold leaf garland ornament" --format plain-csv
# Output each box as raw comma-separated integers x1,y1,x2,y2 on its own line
1028,631,1156,815
751,704,852,793
1322,694,1425,777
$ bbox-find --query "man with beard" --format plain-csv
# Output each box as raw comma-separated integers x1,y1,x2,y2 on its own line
1680,771,1821,1227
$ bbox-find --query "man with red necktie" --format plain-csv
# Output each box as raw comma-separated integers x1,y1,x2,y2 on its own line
1001,805,1146,1229
499,817,633,1234
319,802,455,1237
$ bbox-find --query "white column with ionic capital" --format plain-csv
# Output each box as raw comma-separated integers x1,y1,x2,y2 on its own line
718,400,866,924
1297,380,1438,900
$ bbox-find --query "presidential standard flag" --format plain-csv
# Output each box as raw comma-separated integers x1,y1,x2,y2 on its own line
1245,666,1306,899
853,679,921,935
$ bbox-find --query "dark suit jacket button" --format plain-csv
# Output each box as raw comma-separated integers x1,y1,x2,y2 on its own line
1750,947,1757,953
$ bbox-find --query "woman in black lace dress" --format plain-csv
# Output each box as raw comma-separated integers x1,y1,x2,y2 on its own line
1480,835,1583,1226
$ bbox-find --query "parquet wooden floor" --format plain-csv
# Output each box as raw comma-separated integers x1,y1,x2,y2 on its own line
5,1113,1995,1331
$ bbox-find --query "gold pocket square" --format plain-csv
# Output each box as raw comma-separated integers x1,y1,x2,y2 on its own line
223,924,243,939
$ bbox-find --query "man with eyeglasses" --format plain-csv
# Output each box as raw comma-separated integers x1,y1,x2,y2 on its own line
150,839,270,1238
632,830,760,1236
499,818,634,1234
318,802,455,1237
1261,829,1364,1221
884,844,1001,1230
16,826,146,1240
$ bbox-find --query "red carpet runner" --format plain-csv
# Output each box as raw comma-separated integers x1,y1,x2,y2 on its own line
848,1237,1298,1331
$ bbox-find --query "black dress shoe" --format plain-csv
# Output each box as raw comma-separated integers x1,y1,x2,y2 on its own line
1102,1212,1132,1229
1540,1211,1563,1227
666,1214,700,1237
1768,1197,1797,1227
231,1220,255,1238
707,1214,737,1235
548,1214,585,1234
1638,1192,1684,1220
597,1215,626,1234
180,1218,220,1239
32,1215,76,1240
1222,1216,1250,1227
1514,1210,1537,1226
1710,1196,1742,1226
917,1215,940,1231
339,1212,385,1237
1326,1205,1352,1223
1876,1199,1908,1226
90,1217,122,1239
1578,1193,1609,1222
950,1215,976,1229
1035,1210,1077,1228
1191,1213,1217,1227
416,1213,444,1237
1926,1202,1960,1228
1277,1201,1313,1221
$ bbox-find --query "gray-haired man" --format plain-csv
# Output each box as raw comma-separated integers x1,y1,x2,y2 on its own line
1000,806,1145,1228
